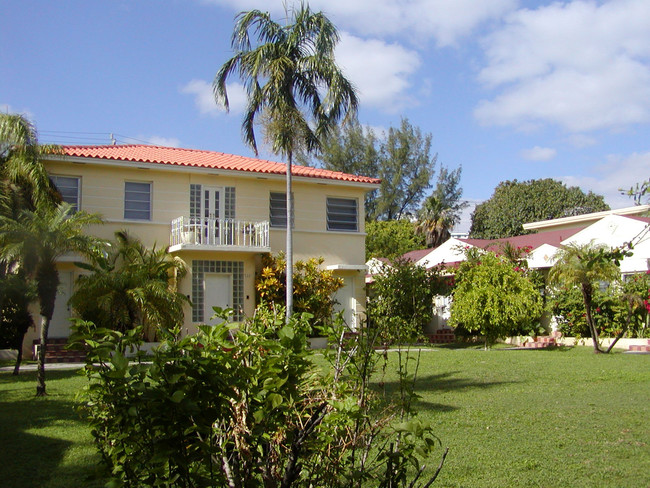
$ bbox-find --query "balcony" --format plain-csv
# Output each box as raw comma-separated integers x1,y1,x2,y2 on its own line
169,217,270,252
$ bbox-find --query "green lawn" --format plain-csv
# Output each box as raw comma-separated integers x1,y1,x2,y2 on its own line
1,346,648,487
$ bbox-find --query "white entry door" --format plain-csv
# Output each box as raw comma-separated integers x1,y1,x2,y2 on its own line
50,271,73,338
333,277,356,330
200,187,224,245
203,273,232,325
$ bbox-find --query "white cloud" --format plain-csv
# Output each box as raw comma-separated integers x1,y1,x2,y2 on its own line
475,0,650,132
336,33,420,112
561,151,650,208
142,136,181,147
1,104,34,121
520,146,557,161
565,134,597,149
209,0,516,46
181,79,247,116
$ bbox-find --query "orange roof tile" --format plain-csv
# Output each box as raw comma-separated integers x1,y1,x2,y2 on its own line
60,145,381,185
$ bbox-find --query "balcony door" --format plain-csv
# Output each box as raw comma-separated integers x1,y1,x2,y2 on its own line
201,186,224,245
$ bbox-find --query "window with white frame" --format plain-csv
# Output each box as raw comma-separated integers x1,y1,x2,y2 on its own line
326,197,358,232
51,175,80,212
124,181,152,220
269,192,294,228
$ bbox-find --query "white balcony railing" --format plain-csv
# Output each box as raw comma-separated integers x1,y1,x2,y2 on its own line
170,217,270,250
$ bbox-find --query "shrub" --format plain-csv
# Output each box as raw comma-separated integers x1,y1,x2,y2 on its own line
71,307,448,487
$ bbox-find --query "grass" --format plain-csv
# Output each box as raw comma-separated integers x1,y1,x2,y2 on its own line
1,346,648,487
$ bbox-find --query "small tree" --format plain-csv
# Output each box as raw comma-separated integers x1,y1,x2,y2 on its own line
365,219,425,261
368,259,450,344
449,248,543,348
548,242,626,353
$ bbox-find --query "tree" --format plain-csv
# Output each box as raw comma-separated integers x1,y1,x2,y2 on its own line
374,118,436,220
620,179,650,206
365,219,425,260
548,242,626,353
69,231,189,340
0,203,104,395
416,166,467,248
449,248,543,348
0,113,62,374
215,5,358,320
470,179,609,239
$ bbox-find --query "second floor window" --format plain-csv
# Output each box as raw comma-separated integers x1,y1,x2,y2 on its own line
327,197,358,232
51,175,80,212
269,192,294,228
124,181,152,220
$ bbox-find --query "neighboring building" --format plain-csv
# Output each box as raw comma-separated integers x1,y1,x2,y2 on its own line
31,144,380,350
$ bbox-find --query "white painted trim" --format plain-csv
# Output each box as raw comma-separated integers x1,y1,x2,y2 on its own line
523,205,650,230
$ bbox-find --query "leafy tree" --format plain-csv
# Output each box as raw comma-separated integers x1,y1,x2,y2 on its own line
470,179,609,239
375,118,436,220
416,166,467,248
620,179,650,206
449,248,543,348
215,5,358,320
548,242,628,353
0,271,35,375
255,253,343,334
368,259,450,344
69,231,189,340
0,203,104,395
365,219,424,260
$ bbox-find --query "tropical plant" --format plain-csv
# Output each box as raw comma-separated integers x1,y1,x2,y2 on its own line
548,242,627,353
0,270,35,375
215,4,358,320
449,248,543,348
69,231,189,341
0,202,104,395
255,253,343,334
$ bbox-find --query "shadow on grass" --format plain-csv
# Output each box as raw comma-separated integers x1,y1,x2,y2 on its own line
0,369,106,488
376,370,517,413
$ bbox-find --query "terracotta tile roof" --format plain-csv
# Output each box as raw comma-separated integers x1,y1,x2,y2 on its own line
60,145,381,185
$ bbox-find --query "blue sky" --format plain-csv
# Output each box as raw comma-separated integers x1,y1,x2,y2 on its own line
2,0,650,231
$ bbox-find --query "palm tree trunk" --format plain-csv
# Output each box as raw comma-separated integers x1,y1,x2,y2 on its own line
286,152,294,321
581,286,603,354
12,336,24,376
36,315,50,396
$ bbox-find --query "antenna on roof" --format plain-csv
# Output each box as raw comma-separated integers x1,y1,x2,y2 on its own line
110,133,116,145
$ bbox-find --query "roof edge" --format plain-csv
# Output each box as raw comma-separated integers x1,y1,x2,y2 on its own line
523,205,650,230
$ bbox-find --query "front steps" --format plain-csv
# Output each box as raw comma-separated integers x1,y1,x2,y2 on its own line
425,328,456,344
33,338,87,363
522,335,557,349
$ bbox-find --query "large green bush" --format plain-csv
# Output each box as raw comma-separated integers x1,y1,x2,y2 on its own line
71,307,447,487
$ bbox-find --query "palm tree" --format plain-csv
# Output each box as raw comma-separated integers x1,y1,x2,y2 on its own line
416,196,453,248
0,113,63,375
0,203,105,395
214,4,358,320
548,242,621,353
70,231,189,340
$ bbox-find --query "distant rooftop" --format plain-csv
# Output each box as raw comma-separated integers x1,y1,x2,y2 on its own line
523,205,650,230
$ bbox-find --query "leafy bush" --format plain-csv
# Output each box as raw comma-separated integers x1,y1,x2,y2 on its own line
367,259,450,344
449,248,543,347
256,253,343,334
71,307,447,488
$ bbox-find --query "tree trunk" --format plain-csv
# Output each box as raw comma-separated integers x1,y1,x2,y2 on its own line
581,286,603,354
36,314,50,396
286,152,294,321
12,335,24,376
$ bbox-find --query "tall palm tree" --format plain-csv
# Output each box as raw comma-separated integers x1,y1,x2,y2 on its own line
0,203,105,395
548,242,621,353
70,231,189,340
214,4,358,320
416,196,453,248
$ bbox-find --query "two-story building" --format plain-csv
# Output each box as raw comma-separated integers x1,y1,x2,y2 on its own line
35,144,379,346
